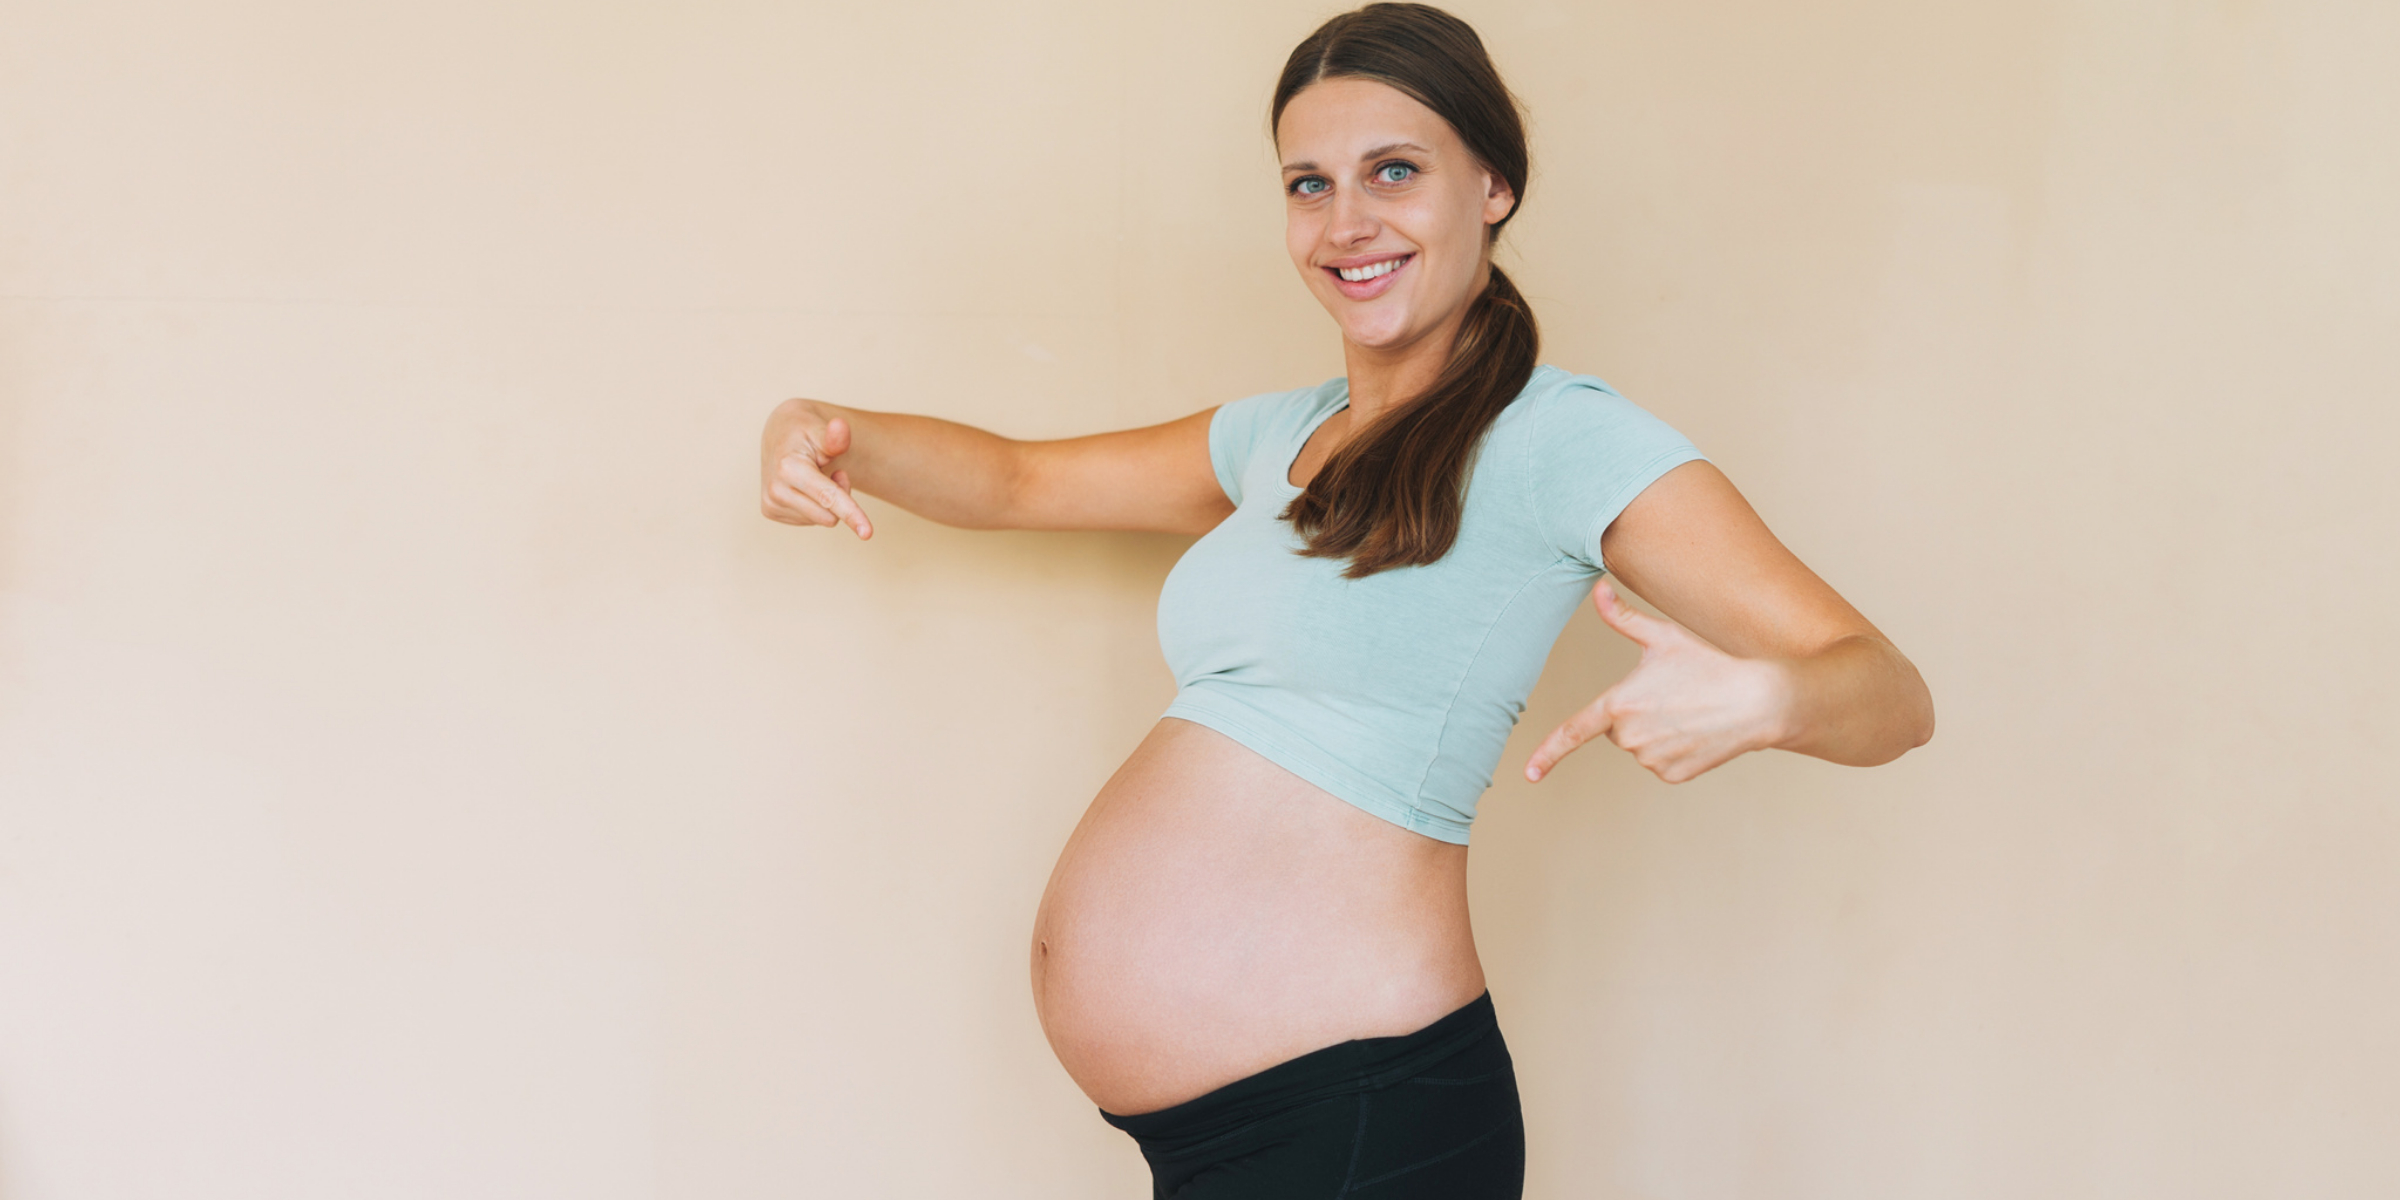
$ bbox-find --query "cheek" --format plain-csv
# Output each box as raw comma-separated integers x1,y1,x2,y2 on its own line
1286,211,1323,272
1436,189,1493,255
1392,202,1477,275
1386,188,1461,243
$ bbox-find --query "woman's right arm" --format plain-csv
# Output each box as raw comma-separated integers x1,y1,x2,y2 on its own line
758,398,1234,538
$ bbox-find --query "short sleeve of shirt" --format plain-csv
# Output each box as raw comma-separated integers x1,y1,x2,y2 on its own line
1205,390,1287,507
1525,378,1708,574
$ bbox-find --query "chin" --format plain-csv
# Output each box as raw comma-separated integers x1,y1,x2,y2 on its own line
1333,309,1417,350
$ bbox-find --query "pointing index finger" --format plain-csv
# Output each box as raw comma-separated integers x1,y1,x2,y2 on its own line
776,453,874,539
817,481,873,539
1524,698,1616,782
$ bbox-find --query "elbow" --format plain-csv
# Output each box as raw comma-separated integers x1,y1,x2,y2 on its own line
1909,652,1936,746
1895,666,1937,757
1770,636,1935,768
1861,635,1935,759
1847,705,1933,770
1855,649,1936,766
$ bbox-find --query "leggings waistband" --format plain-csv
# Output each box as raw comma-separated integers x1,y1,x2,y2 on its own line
1100,992,1499,1149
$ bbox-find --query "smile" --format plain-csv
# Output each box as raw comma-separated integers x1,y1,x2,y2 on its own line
1335,256,1410,282
1323,253,1414,299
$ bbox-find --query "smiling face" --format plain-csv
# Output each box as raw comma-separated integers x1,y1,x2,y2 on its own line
1277,76,1517,356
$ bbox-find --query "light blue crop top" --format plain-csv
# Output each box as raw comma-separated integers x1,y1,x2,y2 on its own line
1155,364,1707,844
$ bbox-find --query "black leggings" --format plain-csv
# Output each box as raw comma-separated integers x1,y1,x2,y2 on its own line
1100,993,1524,1199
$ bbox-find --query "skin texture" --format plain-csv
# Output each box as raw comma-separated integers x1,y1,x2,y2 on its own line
758,78,1933,1113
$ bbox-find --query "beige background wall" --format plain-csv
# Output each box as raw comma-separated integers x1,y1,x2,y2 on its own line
3,1,2394,1196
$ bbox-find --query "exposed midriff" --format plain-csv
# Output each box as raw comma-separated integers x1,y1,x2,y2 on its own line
1030,717,1485,1117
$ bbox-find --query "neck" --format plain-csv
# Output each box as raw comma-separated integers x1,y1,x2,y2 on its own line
1339,263,1490,426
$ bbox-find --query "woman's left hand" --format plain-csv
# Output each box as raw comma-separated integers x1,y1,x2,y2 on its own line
1524,580,1794,785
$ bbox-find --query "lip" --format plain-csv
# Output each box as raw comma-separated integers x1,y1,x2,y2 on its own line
1322,252,1414,301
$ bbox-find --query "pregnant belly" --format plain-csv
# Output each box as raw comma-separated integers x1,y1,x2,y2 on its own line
1031,718,1485,1116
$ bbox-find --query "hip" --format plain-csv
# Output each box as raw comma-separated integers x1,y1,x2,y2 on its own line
1103,992,1525,1200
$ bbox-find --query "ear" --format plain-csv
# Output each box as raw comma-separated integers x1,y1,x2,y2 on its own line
1482,173,1517,226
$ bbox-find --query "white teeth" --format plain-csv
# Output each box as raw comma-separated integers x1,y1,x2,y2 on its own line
1337,257,1404,282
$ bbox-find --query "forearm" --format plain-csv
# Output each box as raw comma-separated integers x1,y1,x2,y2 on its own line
1768,635,1935,766
789,400,1026,529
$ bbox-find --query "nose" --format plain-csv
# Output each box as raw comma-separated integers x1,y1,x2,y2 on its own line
1327,188,1380,248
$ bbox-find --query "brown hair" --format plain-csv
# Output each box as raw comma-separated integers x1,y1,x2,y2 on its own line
1272,3,1539,578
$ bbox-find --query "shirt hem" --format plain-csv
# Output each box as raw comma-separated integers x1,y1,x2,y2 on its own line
1160,694,1474,845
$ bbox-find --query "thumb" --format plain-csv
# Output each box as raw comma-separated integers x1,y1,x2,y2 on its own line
820,415,852,460
1592,579,1676,648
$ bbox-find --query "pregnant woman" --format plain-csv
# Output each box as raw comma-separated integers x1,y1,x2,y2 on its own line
759,5,1933,1196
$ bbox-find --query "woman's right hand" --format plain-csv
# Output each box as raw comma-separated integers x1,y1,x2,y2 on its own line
760,398,874,538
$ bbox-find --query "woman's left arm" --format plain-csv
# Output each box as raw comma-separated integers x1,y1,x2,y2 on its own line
1524,461,1935,785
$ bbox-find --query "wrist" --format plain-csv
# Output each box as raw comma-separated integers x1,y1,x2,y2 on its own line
1755,656,1808,753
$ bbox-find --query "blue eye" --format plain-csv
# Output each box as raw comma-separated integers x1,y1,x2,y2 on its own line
1290,176,1330,196
1375,162,1416,184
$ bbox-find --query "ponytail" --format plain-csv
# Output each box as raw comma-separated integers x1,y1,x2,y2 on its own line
1281,265,1539,578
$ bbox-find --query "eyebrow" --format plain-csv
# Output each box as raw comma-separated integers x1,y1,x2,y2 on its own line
1280,141,1433,173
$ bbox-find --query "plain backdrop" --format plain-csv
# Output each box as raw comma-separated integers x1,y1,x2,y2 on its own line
3,1,2395,1196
